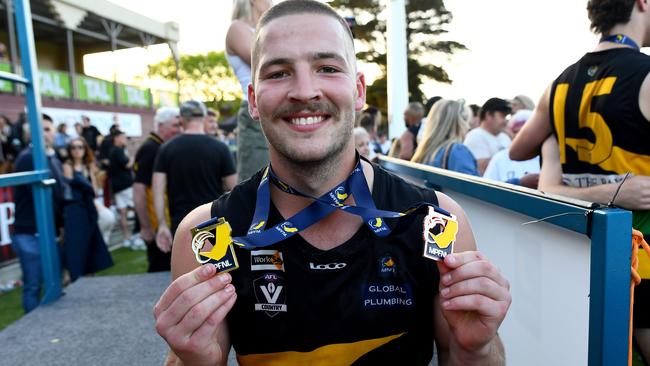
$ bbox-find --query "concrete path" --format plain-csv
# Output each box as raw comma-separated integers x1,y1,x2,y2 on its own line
0,272,172,366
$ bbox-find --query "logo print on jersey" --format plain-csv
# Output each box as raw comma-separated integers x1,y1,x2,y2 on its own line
379,255,397,276
253,273,287,317
251,250,285,271
369,218,383,228
309,262,347,270
587,65,598,77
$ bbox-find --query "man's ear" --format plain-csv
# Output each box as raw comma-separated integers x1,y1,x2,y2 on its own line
355,71,367,112
248,83,259,120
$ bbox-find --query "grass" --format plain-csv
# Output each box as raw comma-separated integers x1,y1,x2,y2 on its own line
96,247,148,276
0,247,147,331
0,287,23,331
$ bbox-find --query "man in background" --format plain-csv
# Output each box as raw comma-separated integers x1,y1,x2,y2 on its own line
153,100,236,254
12,114,68,313
133,107,181,272
80,115,101,153
463,98,512,175
398,101,424,160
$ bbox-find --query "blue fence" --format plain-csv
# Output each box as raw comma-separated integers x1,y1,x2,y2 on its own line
0,0,61,304
379,156,631,366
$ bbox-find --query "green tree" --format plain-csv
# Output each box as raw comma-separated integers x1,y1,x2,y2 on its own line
330,0,466,104
148,51,242,112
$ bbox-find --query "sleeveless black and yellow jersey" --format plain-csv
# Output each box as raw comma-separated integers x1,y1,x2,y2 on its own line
550,48,650,182
549,47,650,276
211,164,440,365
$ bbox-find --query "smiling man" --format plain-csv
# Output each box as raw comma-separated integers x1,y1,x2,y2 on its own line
154,1,511,365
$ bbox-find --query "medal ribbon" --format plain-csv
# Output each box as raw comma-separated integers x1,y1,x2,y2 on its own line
195,156,451,249
600,34,640,51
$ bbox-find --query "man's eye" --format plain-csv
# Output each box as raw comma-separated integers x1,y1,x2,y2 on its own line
267,71,288,79
319,66,339,73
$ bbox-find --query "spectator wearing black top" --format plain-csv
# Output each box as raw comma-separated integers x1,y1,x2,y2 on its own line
12,114,69,313
97,124,120,170
153,100,237,254
133,107,181,272
108,130,136,248
80,115,101,152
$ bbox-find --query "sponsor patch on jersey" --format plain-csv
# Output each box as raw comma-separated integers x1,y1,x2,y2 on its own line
253,273,287,317
251,250,285,271
362,282,414,309
378,255,397,277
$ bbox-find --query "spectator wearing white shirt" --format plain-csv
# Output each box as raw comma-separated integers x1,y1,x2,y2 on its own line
463,97,512,175
484,110,540,188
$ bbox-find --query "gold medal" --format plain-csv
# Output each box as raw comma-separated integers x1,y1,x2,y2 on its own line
190,217,239,273
422,207,458,261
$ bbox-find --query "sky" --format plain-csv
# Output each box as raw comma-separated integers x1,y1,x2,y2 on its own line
86,0,648,106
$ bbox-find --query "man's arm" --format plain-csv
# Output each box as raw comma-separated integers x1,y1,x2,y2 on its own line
476,158,490,177
153,172,173,252
398,131,415,160
133,182,154,243
538,137,650,210
434,193,511,366
222,174,237,192
510,85,553,161
154,204,234,366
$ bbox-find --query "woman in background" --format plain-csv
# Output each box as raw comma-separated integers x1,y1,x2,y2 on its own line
225,0,272,182
62,137,113,281
411,99,478,176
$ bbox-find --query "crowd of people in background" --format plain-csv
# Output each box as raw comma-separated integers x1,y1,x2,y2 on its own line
352,95,541,189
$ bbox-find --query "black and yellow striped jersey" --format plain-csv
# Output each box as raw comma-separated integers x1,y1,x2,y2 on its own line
211,165,440,365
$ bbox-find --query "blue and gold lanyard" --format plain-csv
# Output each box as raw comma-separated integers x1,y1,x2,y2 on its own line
600,34,640,51
194,156,451,250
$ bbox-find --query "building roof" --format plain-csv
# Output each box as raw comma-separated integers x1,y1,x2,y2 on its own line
1,0,179,51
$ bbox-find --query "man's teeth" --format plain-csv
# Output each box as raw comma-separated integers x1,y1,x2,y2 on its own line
290,116,324,125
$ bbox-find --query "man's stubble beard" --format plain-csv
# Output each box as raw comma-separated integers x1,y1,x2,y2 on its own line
261,110,355,183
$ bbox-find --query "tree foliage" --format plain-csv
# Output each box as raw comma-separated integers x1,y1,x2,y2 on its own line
329,0,466,104
148,51,242,112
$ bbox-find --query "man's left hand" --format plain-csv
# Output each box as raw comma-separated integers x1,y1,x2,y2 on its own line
436,251,511,358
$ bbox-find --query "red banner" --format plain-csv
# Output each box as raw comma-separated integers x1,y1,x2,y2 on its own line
0,186,16,264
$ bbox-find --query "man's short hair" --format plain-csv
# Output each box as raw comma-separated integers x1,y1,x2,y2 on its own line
405,102,425,118
479,98,512,120
42,114,53,123
587,0,636,34
154,107,180,128
358,112,376,131
180,100,207,119
251,0,355,80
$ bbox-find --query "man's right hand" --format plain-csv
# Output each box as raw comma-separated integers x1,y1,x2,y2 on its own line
157,226,173,253
140,226,155,243
612,175,650,210
154,265,237,366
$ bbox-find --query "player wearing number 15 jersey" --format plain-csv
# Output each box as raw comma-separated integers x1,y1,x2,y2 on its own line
510,0,650,362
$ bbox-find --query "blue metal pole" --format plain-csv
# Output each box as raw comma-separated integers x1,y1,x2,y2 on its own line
587,208,632,366
13,0,61,304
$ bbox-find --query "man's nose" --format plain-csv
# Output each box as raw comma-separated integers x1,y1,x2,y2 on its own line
287,66,322,102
